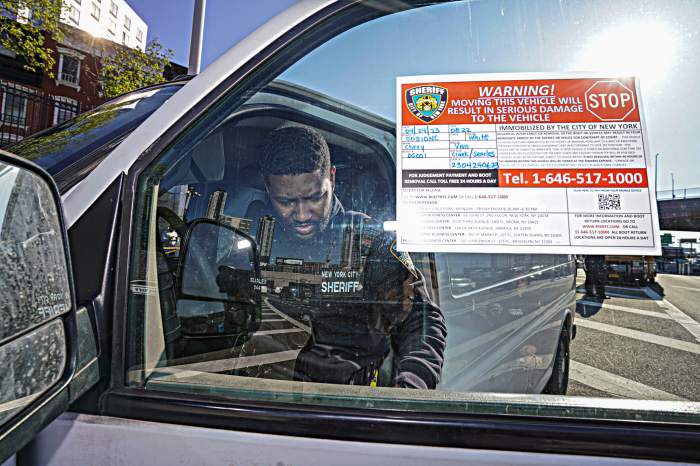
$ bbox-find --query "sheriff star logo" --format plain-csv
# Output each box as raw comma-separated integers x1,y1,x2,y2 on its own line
405,85,448,123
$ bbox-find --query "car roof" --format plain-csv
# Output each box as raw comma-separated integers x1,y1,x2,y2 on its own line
62,0,337,228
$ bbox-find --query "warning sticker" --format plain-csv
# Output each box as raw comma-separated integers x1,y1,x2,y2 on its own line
396,73,660,255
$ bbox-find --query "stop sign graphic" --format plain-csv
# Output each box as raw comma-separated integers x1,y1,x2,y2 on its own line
585,80,636,121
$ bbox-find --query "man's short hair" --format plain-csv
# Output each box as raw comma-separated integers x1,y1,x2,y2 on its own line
260,126,331,180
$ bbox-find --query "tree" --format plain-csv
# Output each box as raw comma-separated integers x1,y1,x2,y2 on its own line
0,0,65,76
99,39,174,99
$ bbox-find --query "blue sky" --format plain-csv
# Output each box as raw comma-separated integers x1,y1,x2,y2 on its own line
127,0,297,68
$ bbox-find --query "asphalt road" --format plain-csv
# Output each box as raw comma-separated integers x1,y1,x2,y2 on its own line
568,272,700,401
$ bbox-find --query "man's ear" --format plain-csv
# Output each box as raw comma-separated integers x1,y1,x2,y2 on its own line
329,166,336,189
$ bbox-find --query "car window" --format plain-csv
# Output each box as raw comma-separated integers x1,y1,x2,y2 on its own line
8,83,182,191
125,1,700,422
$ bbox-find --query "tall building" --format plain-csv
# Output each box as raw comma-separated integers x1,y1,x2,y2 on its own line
59,0,148,51
256,215,276,263
219,215,253,236
341,224,362,268
205,190,227,220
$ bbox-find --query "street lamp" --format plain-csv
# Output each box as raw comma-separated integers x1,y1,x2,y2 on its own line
188,0,206,75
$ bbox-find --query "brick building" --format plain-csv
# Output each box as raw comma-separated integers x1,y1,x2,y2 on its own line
0,1,183,147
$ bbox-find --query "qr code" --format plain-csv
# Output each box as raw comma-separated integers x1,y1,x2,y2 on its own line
598,193,621,210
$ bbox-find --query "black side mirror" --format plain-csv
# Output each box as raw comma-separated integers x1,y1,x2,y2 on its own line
176,219,262,346
0,150,76,463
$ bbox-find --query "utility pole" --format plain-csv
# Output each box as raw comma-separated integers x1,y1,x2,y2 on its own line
654,152,660,198
188,0,206,75
671,172,675,199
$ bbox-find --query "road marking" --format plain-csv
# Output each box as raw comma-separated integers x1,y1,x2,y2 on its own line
644,287,700,343
255,328,305,336
569,361,686,401
665,285,700,292
261,318,287,323
156,349,301,376
576,320,700,355
578,300,672,320
264,298,312,333
659,274,700,283
576,287,645,299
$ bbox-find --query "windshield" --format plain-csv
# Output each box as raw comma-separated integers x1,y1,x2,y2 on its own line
8,83,182,185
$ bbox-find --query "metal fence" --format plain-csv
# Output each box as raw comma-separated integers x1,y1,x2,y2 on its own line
0,80,82,147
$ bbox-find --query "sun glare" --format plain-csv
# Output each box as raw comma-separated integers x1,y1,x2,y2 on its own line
576,21,678,91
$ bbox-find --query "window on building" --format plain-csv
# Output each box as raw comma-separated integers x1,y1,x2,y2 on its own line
108,19,116,35
91,2,100,20
57,54,81,87
109,0,117,17
18,7,33,23
124,15,131,31
122,31,129,45
74,0,82,5
52,96,79,125
136,28,143,43
0,87,29,127
68,5,80,24
0,45,16,58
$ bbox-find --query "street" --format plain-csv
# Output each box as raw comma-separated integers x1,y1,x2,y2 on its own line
568,271,700,400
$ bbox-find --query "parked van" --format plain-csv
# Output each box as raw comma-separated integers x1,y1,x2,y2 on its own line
1,1,696,464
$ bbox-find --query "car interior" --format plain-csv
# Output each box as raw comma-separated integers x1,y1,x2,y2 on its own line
152,101,401,369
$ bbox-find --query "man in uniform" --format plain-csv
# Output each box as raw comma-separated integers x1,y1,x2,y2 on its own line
259,126,447,389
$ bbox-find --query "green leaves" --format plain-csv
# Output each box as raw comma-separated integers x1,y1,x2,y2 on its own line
1,1,175,99
99,39,174,98
0,0,65,76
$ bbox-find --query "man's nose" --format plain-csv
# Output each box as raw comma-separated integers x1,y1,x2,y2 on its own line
293,201,312,222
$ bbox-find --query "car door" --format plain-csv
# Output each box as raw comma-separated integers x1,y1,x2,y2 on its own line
0,150,98,465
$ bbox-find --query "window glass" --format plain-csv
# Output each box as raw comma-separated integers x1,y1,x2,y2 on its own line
91,2,100,20
10,84,181,182
52,96,78,126
126,1,700,421
59,54,80,85
68,5,80,24
1,91,28,126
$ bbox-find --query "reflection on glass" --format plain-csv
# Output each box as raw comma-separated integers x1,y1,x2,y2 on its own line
0,320,66,429
0,163,72,343
125,0,700,421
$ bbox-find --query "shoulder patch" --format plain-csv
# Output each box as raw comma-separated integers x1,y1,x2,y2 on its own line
389,240,418,279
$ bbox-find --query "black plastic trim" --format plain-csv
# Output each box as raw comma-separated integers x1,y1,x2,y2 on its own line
105,389,700,463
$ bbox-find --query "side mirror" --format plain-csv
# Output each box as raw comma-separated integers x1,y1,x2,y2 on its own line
176,219,262,346
0,150,76,463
